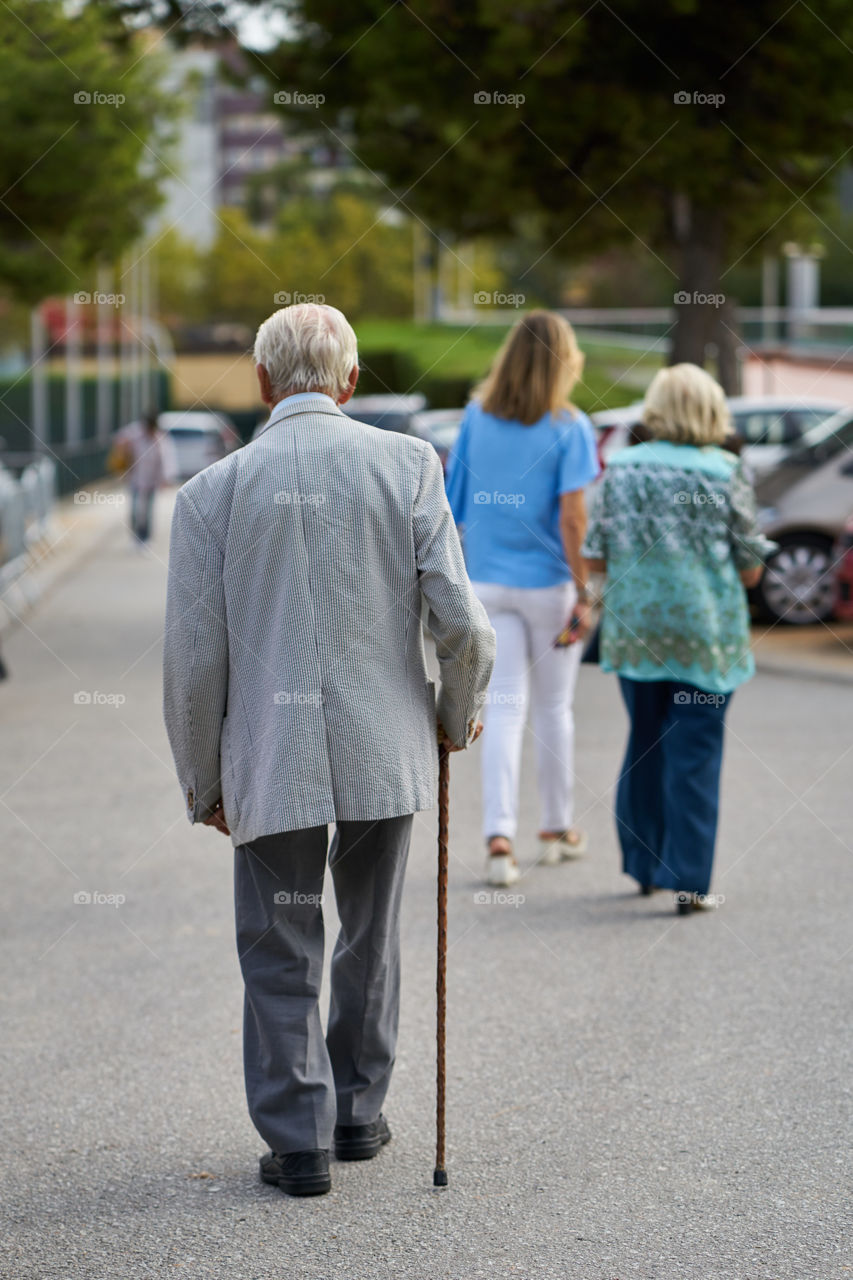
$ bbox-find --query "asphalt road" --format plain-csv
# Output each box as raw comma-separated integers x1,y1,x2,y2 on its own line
1,489,851,1280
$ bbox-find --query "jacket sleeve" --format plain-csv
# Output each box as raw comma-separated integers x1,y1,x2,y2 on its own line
162,486,229,824
728,461,778,570
413,443,496,748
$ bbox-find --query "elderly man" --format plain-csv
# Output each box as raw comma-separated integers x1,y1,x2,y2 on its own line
163,303,495,1197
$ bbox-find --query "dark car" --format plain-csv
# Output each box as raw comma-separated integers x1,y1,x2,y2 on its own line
341,394,427,434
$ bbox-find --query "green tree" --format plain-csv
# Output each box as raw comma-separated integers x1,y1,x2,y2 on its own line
0,0,172,303
193,193,416,328
256,0,853,388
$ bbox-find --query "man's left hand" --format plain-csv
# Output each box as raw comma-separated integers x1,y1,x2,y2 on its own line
203,801,230,836
438,720,483,752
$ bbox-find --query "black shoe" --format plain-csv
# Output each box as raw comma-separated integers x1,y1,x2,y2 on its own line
334,1114,391,1161
259,1149,331,1196
639,883,656,896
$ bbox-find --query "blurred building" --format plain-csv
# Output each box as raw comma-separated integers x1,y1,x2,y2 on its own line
155,41,302,247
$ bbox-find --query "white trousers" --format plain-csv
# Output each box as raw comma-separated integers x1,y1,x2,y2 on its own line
472,580,581,842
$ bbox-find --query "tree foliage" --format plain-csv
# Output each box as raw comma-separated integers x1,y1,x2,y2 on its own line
157,191,419,328
0,0,173,302
254,0,853,378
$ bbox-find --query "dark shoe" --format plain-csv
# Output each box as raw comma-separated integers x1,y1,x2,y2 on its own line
639,883,657,896
334,1114,391,1161
675,891,721,915
259,1149,331,1196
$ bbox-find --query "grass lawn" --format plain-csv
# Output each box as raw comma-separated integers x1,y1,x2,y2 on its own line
356,319,662,413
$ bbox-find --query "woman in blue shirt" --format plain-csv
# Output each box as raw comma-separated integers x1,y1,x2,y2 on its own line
582,363,776,914
446,311,600,888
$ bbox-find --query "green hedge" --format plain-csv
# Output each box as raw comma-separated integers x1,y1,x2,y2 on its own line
0,371,170,496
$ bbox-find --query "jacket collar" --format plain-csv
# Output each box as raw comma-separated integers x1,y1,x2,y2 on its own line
258,393,346,436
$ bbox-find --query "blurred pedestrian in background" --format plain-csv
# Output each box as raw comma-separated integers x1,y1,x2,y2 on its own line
446,311,600,888
582,364,776,915
108,411,168,547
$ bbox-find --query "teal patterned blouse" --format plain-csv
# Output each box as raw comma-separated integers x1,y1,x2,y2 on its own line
581,441,777,694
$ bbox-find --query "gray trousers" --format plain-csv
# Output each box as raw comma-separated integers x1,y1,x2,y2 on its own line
234,814,414,1155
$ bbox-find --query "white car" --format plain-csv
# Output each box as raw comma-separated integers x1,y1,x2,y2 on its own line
158,411,240,483
408,408,465,469
754,407,853,622
591,395,844,473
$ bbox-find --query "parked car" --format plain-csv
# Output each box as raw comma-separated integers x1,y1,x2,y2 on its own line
409,408,464,469
159,411,240,483
341,394,427,434
591,401,646,466
832,512,853,621
753,408,853,623
591,396,844,474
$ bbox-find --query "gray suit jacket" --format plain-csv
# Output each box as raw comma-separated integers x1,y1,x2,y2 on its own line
163,393,495,845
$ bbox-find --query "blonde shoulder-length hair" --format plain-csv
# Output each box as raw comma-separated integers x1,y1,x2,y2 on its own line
642,363,731,447
476,310,585,426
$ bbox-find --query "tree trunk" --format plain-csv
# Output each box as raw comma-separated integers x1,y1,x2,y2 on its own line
714,295,741,395
669,201,727,373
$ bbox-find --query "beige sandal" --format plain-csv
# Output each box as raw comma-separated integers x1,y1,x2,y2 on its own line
538,829,588,865
486,837,520,887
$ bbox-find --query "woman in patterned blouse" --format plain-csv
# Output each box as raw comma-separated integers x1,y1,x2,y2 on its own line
582,363,776,915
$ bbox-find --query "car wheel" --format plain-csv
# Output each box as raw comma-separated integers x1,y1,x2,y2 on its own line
756,533,836,624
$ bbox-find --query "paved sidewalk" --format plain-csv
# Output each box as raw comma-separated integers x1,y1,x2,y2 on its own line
752,620,853,685
1,489,850,1280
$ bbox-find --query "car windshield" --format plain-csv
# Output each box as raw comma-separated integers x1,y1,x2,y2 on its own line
789,409,853,462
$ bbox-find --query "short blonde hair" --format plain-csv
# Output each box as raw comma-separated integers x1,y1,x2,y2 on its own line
642,363,731,446
254,303,357,399
477,310,585,426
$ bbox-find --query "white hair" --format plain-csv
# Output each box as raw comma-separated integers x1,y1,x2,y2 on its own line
642,362,731,447
253,303,358,399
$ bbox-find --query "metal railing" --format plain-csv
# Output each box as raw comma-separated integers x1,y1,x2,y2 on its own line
0,457,57,595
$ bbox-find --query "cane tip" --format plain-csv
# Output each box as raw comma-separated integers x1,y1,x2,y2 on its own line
433,1168,448,1187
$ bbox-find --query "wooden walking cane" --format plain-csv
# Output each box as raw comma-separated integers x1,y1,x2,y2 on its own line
434,741,450,1187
